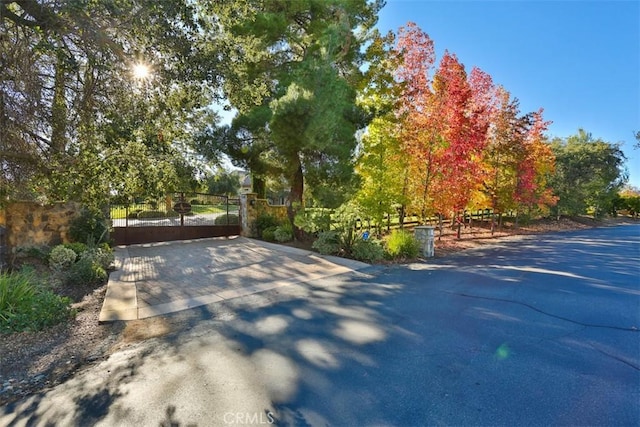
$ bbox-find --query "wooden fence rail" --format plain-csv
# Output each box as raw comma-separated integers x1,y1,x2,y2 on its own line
353,209,518,233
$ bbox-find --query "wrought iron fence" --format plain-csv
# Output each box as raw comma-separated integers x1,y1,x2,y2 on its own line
110,193,240,228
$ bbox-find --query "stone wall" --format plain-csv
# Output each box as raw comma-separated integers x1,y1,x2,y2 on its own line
3,202,81,255
240,193,289,237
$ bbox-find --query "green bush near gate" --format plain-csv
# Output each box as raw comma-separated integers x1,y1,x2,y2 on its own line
69,208,109,244
273,222,293,243
80,246,115,271
49,246,77,272
214,213,240,225
46,243,113,287
137,210,169,219
66,257,108,287
63,242,88,260
127,209,143,219
262,226,277,242
255,213,280,238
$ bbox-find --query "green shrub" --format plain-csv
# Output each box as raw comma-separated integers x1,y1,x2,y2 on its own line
214,213,240,225
126,209,142,219
49,246,77,271
312,231,341,255
80,247,115,270
63,242,88,260
0,271,35,313
262,226,277,242
351,239,385,262
137,210,167,219
330,202,362,254
255,213,280,237
69,208,109,244
66,258,107,287
386,230,420,260
0,271,74,334
294,208,333,234
274,222,293,243
16,245,50,261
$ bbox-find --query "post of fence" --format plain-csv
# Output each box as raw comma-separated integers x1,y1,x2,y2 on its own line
414,226,435,258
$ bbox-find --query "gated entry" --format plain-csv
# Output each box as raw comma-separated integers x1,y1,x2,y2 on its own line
110,192,241,245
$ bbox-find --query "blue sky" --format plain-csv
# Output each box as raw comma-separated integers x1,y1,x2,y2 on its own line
375,0,640,188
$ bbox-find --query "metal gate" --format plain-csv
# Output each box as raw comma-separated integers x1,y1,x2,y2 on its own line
110,192,241,245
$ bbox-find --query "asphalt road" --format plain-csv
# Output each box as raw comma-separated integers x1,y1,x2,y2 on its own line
2,225,638,426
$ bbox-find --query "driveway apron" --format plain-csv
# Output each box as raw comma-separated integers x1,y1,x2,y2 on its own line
99,237,367,321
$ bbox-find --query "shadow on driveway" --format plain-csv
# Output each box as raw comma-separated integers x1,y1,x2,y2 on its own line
2,226,638,426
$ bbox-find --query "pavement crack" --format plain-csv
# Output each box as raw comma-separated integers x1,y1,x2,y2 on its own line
442,291,639,332
589,344,640,371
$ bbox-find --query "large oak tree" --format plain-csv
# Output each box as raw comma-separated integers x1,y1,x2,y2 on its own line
1,0,217,206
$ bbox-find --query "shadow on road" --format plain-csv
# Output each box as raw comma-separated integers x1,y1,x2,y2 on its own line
2,226,638,426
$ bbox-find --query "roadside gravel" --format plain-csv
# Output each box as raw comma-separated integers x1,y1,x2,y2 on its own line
0,283,124,406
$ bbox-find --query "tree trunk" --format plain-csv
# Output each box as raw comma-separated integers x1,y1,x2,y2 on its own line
288,161,304,240
253,176,266,199
490,199,497,235
51,58,67,154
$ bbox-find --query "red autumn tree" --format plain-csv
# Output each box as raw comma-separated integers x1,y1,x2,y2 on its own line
480,87,556,232
516,108,557,214
481,86,530,232
394,22,438,224
429,52,492,236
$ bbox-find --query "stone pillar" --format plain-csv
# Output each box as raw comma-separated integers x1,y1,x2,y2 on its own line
239,193,258,237
414,226,435,258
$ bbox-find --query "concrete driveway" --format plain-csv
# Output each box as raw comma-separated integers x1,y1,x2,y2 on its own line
99,236,368,321
2,225,639,426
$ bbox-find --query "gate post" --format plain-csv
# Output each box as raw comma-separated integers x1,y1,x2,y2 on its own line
240,193,258,237
414,226,435,258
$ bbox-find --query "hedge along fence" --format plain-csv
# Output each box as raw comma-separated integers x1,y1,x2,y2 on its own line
1,202,81,263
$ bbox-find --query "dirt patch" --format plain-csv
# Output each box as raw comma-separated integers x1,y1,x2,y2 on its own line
121,318,172,344
0,282,125,406
430,217,599,257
